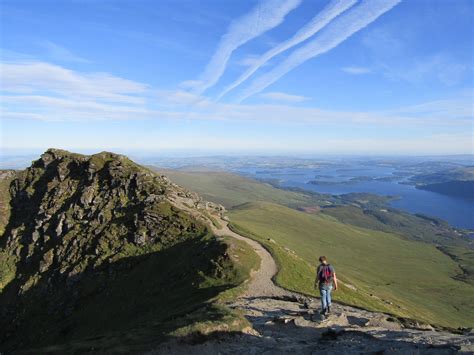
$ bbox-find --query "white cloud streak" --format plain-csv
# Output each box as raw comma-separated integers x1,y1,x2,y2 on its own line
190,0,302,94
217,0,357,100
237,0,401,102
1,61,147,104
341,66,371,74
259,91,309,102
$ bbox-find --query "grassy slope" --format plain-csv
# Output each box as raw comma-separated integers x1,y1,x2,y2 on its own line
0,172,16,291
229,202,473,328
0,171,14,235
151,169,473,327
321,205,471,247
157,169,325,209
436,245,474,286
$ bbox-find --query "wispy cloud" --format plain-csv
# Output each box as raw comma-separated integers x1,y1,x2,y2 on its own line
188,0,302,94
341,66,371,74
389,94,474,120
235,54,264,67
362,28,470,86
237,0,401,102
2,61,471,130
259,91,309,103
0,95,170,122
1,61,147,103
217,0,357,100
38,41,91,63
386,53,468,86
0,61,154,121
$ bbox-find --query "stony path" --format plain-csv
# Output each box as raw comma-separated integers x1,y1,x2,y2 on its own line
158,198,474,354
212,221,289,298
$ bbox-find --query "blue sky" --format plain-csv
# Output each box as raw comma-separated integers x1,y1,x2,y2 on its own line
1,0,473,155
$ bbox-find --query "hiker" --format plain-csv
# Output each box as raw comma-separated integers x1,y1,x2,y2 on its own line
315,256,338,315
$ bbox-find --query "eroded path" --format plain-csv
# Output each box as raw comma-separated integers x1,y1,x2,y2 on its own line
212,221,288,298
158,198,473,354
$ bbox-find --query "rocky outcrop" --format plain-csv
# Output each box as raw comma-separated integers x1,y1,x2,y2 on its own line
153,296,473,353
0,149,228,352
2,149,207,284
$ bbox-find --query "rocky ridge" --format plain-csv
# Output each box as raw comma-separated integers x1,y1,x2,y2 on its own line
0,149,228,351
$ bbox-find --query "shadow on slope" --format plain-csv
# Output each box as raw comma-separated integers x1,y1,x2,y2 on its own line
0,236,241,353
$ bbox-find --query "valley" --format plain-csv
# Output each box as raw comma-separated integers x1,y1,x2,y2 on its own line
158,168,474,328
147,156,474,229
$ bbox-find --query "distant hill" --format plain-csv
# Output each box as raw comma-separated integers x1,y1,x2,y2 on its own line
0,149,255,352
409,166,474,184
418,180,474,199
409,166,474,198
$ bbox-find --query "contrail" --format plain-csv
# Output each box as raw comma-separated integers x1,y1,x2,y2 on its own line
191,0,301,95
217,0,357,101
237,0,401,102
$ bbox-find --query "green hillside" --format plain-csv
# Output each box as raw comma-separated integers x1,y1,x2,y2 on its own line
157,169,474,328
158,169,470,247
321,205,471,248
229,202,473,328
157,169,327,208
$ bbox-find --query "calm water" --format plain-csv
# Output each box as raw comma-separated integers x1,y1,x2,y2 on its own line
237,166,474,230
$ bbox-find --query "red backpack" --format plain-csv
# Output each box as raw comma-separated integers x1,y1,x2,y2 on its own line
319,264,334,284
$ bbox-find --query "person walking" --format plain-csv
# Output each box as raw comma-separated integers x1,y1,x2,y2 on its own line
315,256,338,315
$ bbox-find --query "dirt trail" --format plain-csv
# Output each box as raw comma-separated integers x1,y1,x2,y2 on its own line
212,221,289,298
158,199,474,354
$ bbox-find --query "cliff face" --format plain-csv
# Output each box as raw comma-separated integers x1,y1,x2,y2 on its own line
0,149,231,351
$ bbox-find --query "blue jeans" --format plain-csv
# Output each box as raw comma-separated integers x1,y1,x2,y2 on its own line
320,285,333,310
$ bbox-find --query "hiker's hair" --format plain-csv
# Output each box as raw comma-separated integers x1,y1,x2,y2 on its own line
319,256,327,262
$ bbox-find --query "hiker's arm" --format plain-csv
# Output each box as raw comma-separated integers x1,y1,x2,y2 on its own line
314,267,320,289
333,273,338,290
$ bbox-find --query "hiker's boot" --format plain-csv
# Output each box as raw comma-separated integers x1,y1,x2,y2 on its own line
320,308,326,315
326,305,331,314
